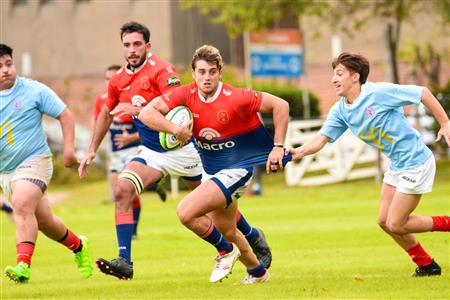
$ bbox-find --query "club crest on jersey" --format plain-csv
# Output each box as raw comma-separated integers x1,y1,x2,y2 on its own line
365,106,376,119
131,95,147,107
12,99,22,110
217,110,229,124
140,76,150,90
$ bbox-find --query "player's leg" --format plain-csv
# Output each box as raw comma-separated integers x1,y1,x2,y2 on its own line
5,179,41,283
380,157,442,276
177,180,239,282
97,158,164,280
35,195,93,278
210,204,269,284
236,210,272,269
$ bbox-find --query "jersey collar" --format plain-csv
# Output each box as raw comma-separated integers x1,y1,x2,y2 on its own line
198,82,223,103
0,77,18,96
124,53,153,75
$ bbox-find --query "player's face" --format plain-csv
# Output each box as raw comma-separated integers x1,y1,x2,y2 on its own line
332,63,359,98
0,55,16,91
192,60,221,98
122,32,150,69
104,69,116,86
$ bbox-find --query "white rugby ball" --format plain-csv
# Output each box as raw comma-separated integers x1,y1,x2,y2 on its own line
159,106,193,150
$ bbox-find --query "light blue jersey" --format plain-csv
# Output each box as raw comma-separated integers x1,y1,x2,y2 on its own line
320,81,432,171
0,77,66,173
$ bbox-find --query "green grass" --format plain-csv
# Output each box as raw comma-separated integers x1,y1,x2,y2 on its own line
1,161,449,299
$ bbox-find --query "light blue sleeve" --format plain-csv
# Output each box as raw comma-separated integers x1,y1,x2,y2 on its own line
319,102,348,143
375,82,423,108
36,82,66,118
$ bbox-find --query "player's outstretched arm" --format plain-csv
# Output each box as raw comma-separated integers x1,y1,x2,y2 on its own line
259,92,289,173
57,108,79,168
79,105,113,178
421,87,450,147
289,133,329,161
138,96,192,146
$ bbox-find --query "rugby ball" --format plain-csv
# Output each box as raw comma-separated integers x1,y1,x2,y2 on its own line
159,106,193,150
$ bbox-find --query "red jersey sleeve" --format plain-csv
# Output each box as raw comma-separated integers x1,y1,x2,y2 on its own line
106,80,120,110
154,64,181,94
236,88,262,118
161,84,190,111
93,93,106,119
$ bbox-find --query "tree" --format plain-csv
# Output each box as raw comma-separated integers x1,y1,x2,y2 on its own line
181,0,450,84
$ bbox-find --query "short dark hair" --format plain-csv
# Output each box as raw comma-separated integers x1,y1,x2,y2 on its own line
120,22,150,43
191,45,223,71
332,52,370,84
106,64,121,72
0,44,13,58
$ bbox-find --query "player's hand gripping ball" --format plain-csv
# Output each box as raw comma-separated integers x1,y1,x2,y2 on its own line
159,106,193,150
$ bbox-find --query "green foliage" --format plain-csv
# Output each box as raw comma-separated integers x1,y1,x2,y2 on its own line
2,162,449,298
431,80,450,150
255,83,320,120
51,155,106,186
180,0,327,38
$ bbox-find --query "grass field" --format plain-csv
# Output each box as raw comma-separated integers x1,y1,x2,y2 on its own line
1,161,449,299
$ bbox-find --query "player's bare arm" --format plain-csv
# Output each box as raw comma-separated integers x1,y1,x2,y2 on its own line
114,130,140,149
138,97,192,145
57,108,79,168
79,105,113,177
290,133,329,161
420,87,450,146
110,102,141,118
259,92,289,173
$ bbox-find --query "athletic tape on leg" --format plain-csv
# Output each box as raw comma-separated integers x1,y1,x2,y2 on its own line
118,170,144,195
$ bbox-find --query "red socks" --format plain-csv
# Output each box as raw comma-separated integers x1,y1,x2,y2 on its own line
431,216,450,231
132,197,141,209
16,242,35,265
406,243,432,267
58,229,81,252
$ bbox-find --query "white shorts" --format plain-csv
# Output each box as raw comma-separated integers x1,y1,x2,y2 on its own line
130,143,202,181
383,155,435,195
0,155,53,200
203,167,253,207
109,147,138,173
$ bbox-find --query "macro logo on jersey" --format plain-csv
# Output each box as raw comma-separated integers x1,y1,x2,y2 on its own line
217,110,229,125
198,128,220,141
140,76,150,90
365,106,376,119
196,128,236,151
131,95,147,107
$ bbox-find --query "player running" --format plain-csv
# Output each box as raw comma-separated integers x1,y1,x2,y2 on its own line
92,64,167,239
139,45,291,283
290,52,450,276
0,43,93,283
79,23,271,280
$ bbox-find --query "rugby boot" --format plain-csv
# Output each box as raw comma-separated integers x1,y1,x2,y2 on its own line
75,235,93,278
413,259,441,277
249,228,272,269
209,243,240,283
96,256,133,280
241,269,270,284
5,262,30,283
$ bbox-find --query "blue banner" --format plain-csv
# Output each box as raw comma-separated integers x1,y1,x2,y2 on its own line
251,53,303,78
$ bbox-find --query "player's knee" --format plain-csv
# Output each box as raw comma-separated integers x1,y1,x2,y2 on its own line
377,218,389,232
113,181,135,204
176,203,192,226
386,221,407,235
